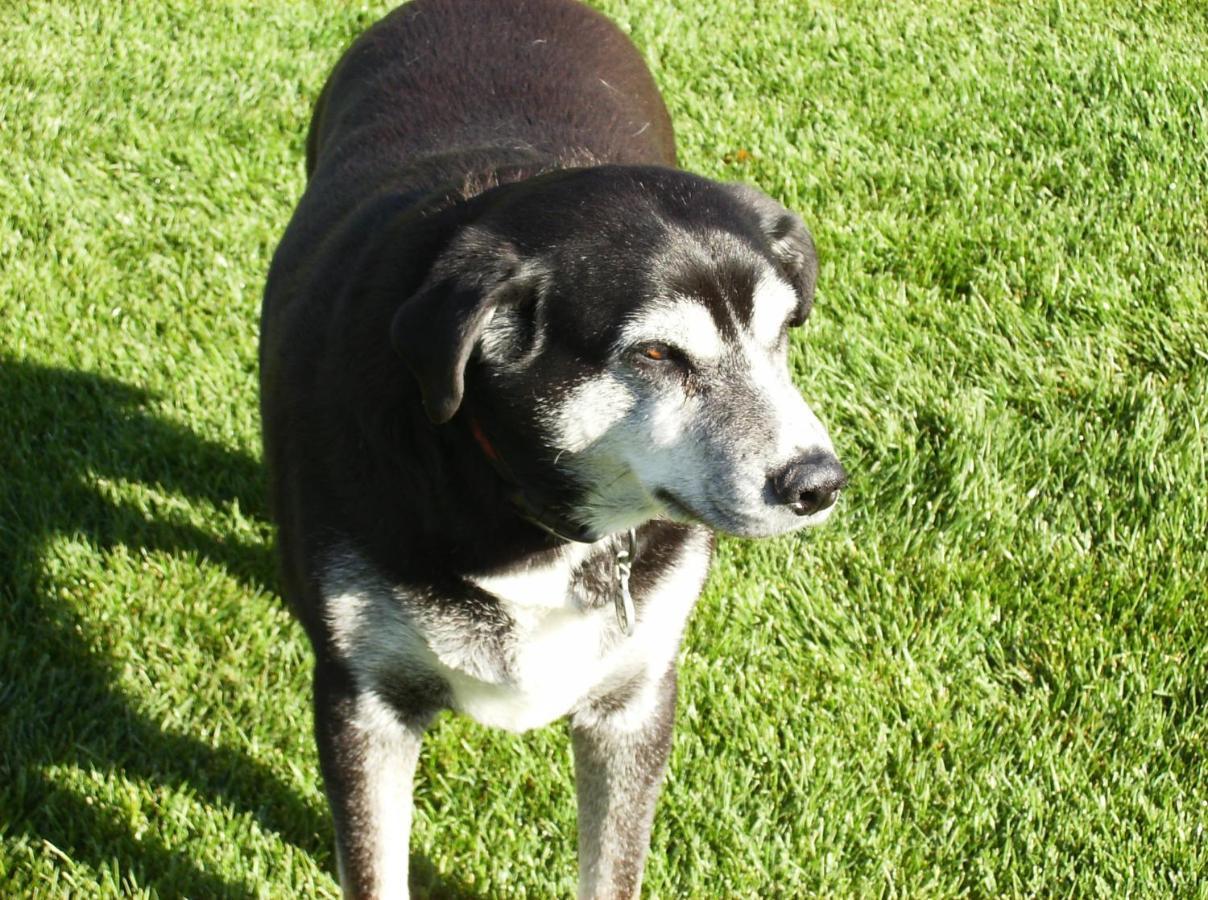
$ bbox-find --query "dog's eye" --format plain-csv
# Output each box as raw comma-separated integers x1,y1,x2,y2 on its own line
634,342,689,369
629,341,696,379
631,342,695,382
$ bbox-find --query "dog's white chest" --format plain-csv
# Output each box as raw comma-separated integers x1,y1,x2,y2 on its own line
323,533,709,735
454,549,627,732
456,533,709,732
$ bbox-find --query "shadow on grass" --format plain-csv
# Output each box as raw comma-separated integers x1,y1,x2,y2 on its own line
0,359,475,899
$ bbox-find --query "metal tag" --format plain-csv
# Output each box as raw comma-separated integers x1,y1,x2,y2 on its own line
614,528,638,636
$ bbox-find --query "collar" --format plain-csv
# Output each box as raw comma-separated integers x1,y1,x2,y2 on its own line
466,415,601,543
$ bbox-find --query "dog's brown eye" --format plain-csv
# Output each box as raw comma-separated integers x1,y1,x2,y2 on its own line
632,342,691,376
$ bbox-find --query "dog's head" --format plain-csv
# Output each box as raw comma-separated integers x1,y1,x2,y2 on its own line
391,166,846,540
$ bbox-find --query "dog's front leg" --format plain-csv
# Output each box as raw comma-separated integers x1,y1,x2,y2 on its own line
570,665,678,900
315,660,424,900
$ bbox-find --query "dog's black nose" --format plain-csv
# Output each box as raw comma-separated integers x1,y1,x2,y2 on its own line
770,452,847,516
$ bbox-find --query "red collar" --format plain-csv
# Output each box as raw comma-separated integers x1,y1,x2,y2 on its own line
468,416,501,464
466,415,599,543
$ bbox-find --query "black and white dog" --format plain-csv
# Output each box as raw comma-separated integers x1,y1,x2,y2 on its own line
260,0,846,896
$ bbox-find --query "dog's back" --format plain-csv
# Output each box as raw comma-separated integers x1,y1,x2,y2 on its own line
305,0,676,194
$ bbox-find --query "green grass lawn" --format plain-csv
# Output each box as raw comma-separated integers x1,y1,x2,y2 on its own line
3,0,1206,896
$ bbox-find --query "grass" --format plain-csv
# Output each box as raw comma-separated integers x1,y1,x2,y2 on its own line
2,0,1206,895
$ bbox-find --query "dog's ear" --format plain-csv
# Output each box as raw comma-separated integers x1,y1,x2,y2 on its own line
390,229,540,424
727,183,819,326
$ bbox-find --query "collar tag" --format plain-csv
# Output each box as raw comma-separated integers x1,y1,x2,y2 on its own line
614,528,638,636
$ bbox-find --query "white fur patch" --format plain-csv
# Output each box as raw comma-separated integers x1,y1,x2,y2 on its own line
470,540,598,610
744,345,833,462
619,298,723,363
348,692,418,899
460,531,707,732
548,375,636,455
646,388,696,448
446,604,614,732
748,272,799,346
545,377,663,536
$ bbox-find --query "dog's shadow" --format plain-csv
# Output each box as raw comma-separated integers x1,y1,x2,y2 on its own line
0,359,475,899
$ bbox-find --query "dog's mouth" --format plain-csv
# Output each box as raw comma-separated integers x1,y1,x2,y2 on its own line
654,488,754,532
653,486,827,537
653,488,703,524
657,488,719,529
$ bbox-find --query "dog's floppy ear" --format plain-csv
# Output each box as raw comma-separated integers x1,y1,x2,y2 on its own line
390,228,539,424
727,183,819,326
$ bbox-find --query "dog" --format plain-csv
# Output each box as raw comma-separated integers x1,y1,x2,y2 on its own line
260,0,847,896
